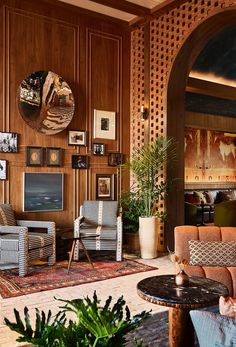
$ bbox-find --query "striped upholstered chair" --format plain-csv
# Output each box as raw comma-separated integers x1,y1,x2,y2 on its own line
74,200,122,261
0,204,56,276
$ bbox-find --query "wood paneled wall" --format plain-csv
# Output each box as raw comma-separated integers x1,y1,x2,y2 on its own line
0,0,130,227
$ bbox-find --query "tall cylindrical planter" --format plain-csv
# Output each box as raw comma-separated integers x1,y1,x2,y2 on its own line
139,216,158,259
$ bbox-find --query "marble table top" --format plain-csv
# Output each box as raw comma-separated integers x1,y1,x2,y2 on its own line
137,275,229,309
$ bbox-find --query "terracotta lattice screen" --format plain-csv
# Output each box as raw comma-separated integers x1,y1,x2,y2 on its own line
130,0,234,249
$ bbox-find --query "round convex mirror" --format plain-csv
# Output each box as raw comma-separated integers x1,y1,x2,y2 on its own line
17,71,75,135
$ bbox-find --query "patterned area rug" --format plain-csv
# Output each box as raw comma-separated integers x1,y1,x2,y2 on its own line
0,257,157,298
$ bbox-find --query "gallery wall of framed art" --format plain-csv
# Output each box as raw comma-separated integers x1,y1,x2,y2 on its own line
0,0,130,227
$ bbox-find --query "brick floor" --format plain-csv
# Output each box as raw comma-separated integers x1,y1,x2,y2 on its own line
0,254,175,347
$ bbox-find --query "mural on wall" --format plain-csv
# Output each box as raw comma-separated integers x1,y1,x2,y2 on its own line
185,127,236,183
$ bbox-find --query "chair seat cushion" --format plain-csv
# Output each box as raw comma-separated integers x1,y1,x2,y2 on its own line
0,233,53,250
80,227,117,240
190,310,236,347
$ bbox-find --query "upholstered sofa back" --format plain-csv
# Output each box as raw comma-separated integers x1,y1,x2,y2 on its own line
175,225,236,296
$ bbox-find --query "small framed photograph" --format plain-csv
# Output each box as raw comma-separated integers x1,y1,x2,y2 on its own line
94,109,116,140
72,155,89,169
26,146,43,166
93,143,105,156
68,130,87,146
108,153,124,166
0,132,17,152
96,174,114,200
46,147,62,167
0,160,7,180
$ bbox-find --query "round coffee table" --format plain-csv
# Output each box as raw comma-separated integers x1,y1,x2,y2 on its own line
61,232,97,273
137,274,229,347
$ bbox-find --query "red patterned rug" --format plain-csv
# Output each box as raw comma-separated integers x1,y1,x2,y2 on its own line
0,257,157,298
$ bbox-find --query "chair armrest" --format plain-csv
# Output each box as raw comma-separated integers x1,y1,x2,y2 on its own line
0,225,28,235
16,220,56,237
74,216,84,237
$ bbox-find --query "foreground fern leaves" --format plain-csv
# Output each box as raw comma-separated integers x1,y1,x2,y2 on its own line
5,291,150,347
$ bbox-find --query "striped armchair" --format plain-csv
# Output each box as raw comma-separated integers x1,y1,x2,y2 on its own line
0,204,56,277
74,200,122,261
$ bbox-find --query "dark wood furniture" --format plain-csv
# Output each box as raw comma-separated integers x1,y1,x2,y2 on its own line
61,232,96,273
137,274,228,347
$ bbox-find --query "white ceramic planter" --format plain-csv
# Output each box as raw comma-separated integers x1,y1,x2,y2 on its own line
138,216,158,259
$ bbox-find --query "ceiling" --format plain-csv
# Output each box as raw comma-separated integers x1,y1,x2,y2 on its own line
57,0,171,24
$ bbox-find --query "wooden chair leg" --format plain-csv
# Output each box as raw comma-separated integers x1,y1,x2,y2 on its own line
79,240,94,269
68,240,76,274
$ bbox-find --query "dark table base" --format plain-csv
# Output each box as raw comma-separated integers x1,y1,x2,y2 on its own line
169,308,195,347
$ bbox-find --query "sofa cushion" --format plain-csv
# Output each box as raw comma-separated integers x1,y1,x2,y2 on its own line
215,190,234,204
184,193,199,204
190,310,236,347
204,191,215,204
189,240,236,266
0,204,16,226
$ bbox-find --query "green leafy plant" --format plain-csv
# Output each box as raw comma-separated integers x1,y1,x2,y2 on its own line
119,191,144,232
5,291,150,347
124,136,176,218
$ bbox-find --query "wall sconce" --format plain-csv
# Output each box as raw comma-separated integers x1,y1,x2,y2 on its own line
140,106,148,121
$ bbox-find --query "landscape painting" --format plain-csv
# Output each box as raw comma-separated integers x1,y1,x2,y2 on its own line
23,172,64,211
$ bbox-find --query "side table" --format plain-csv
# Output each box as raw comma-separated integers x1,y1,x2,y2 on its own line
56,227,73,260
61,232,96,273
137,275,228,347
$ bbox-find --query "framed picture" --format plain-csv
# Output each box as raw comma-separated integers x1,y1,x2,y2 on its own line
93,143,105,156
72,155,89,169
68,130,87,146
46,147,62,167
94,110,116,140
0,160,7,180
23,172,64,212
0,132,17,152
108,153,124,166
26,146,43,166
96,174,114,200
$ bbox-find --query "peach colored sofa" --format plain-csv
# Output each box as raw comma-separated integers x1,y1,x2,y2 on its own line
174,225,236,296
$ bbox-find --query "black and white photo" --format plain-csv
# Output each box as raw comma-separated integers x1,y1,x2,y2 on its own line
0,160,7,180
93,143,105,156
68,130,87,146
0,132,17,153
94,110,116,140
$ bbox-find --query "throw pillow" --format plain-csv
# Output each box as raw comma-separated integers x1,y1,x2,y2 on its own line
215,190,233,203
190,310,236,347
193,191,207,204
188,240,236,266
219,296,236,318
184,193,198,204
204,191,215,204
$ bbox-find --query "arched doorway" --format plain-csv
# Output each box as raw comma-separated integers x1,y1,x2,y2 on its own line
166,9,236,248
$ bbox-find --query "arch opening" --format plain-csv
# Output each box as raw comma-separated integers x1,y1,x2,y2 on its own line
166,9,236,248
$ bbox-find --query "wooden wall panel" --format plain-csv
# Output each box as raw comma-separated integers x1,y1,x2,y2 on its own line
0,0,129,228
185,112,236,133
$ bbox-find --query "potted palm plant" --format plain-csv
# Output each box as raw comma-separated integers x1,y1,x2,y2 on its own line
124,136,176,259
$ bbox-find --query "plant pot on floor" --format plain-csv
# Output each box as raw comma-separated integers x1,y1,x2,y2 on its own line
123,232,140,254
139,216,159,259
